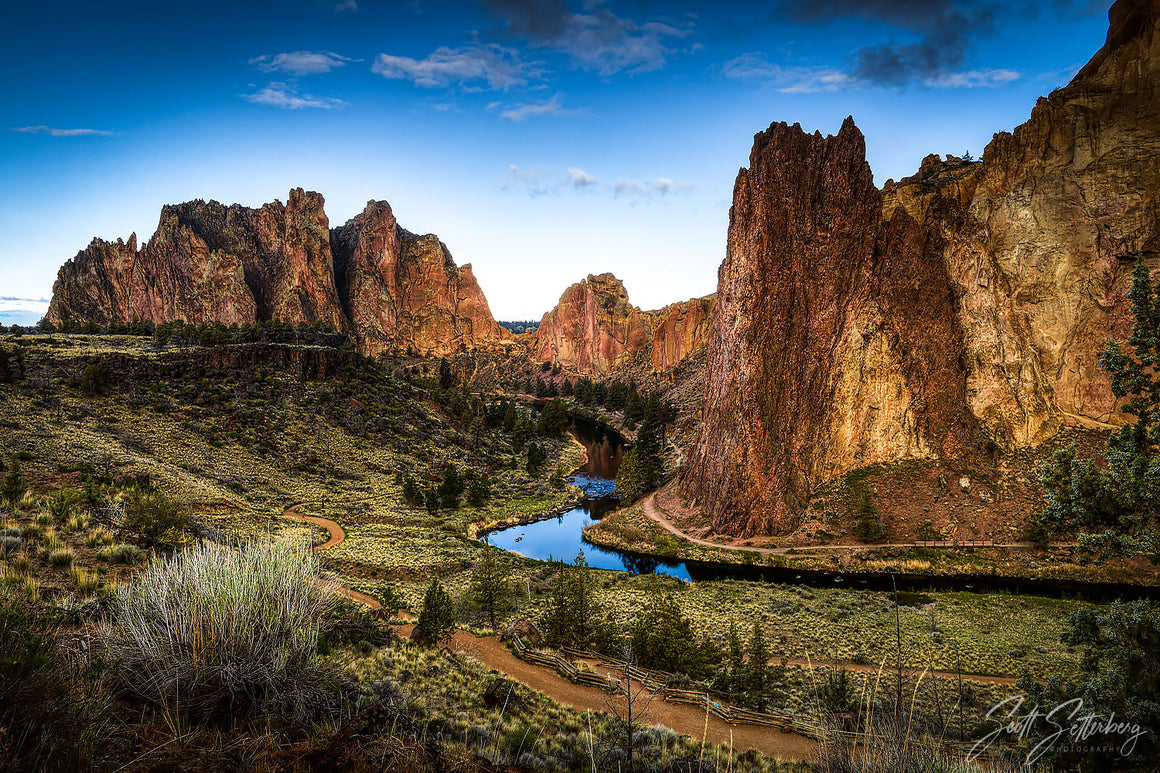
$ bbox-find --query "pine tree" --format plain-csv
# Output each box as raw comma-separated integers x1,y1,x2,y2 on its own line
425,488,440,515
438,466,464,509
416,577,456,645
467,474,490,507
1,457,26,506
468,544,511,629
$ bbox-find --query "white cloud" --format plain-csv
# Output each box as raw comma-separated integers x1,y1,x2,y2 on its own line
566,167,597,187
241,83,344,109
0,297,49,313
334,0,357,11
10,126,113,137
721,53,1020,93
615,177,692,199
502,166,687,199
493,93,578,121
372,44,537,91
927,68,1021,88
721,54,852,93
250,51,353,76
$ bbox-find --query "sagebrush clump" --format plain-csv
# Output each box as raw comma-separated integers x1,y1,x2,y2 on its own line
98,539,341,720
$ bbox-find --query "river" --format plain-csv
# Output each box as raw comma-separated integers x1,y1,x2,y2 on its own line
482,416,1160,601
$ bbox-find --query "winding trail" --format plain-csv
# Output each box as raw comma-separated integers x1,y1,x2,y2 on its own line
275,500,1019,761
276,502,820,760
641,494,1043,554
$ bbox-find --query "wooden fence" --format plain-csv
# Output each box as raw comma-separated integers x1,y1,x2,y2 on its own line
509,637,1001,759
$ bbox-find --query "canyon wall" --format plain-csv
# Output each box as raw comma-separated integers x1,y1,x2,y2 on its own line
532,273,714,373
682,0,1160,536
46,190,506,356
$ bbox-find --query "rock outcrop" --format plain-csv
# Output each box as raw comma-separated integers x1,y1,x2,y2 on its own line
681,119,978,536
331,200,505,356
683,0,1160,536
532,273,713,373
45,190,505,356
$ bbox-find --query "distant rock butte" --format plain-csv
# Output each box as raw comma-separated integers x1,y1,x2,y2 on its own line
532,273,714,373
45,190,506,356
682,0,1160,536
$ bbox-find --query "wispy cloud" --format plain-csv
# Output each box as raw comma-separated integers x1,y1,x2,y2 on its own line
614,177,692,199
489,92,581,121
721,52,1019,92
334,0,357,11
250,51,354,76
501,165,686,199
241,83,344,109
372,43,538,91
720,54,852,93
483,0,692,76
10,126,113,137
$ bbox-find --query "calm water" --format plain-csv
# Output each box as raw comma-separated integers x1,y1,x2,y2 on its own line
482,419,1160,600
483,472,693,581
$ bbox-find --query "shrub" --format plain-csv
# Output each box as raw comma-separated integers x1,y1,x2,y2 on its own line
85,527,114,548
47,488,80,522
97,540,341,720
98,543,144,564
48,549,75,567
120,491,193,546
70,566,99,594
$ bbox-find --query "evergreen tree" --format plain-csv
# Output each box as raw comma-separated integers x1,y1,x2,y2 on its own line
855,489,885,542
537,398,570,437
561,379,574,397
534,377,548,398
402,475,423,508
416,577,456,645
438,466,464,509
541,551,594,648
438,358,456,389
629,588,717,678
1018,600,1160,768
425,488,440,515
502,402,518,432
1,457,26,506
468,544,512,629
467,474,490,507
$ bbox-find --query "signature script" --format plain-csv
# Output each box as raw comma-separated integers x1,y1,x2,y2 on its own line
971,695,1147,764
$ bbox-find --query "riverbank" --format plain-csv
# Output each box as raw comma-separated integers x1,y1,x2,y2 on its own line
584,484,1160,590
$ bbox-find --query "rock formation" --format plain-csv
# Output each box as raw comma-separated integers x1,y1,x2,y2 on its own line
683,0,1160,536
532,273,714,373
45,190,505,356
331,199,505,356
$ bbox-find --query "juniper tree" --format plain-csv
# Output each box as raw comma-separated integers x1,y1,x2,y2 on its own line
468,544,512,630
416,577,456,645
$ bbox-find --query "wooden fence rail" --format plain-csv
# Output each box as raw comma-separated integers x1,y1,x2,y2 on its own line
509,636,1000,759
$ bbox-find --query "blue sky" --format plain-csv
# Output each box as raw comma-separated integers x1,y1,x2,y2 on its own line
0,0,1111,320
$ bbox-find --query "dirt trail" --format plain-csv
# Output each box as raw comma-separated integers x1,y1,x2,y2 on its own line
277,503,818,760
395,625,819,761
641,494,1042,554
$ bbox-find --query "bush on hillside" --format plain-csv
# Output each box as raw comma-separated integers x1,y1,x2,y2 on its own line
98,539,341,721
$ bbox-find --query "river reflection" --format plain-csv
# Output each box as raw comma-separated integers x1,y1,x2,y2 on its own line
484,471,693,581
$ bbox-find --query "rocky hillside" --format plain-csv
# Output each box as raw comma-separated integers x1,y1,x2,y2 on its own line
45,190,506,356
532,273,713,373
682,0,1160,537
